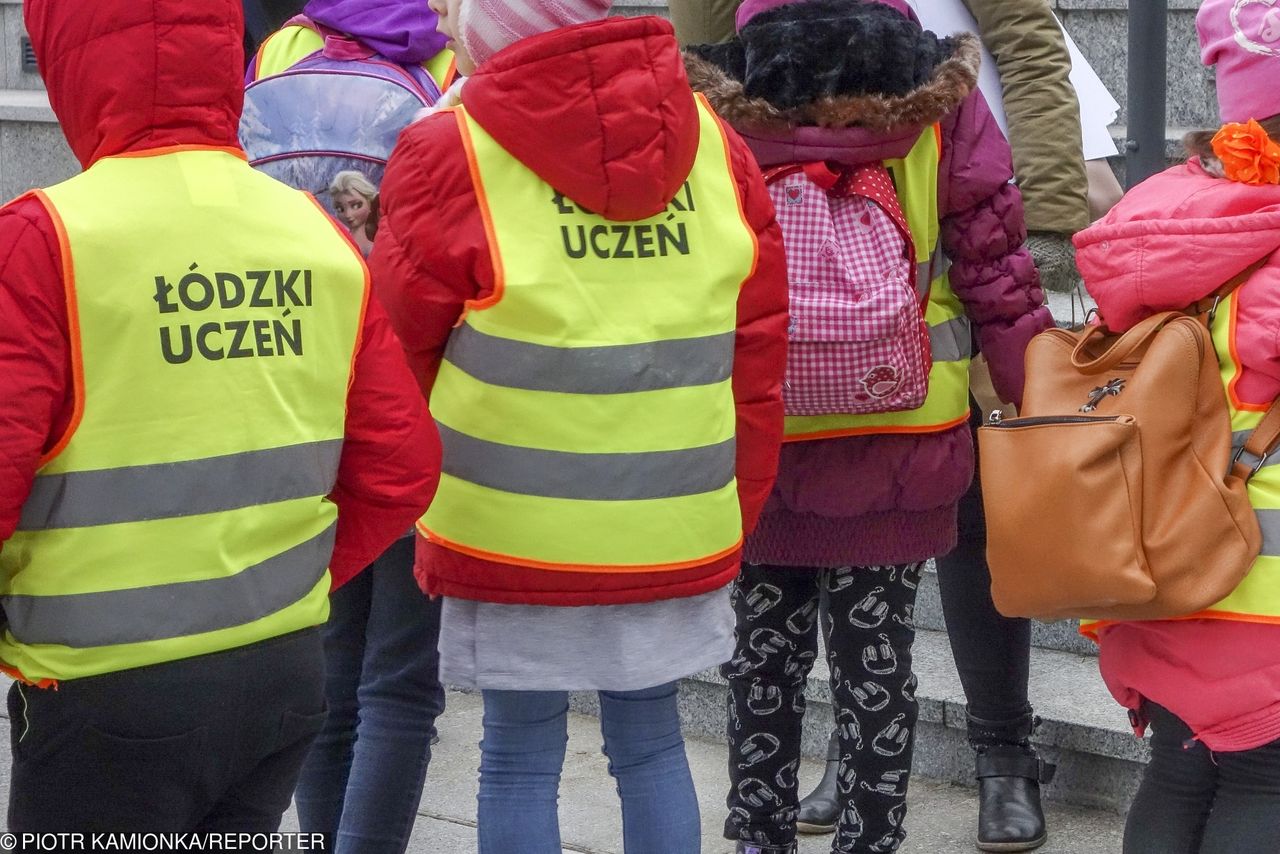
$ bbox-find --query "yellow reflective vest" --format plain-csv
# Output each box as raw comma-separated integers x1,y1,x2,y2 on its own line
0,146,369,683
782,127,972,441
1082,289,1280,640
1198,292,1280,622
419,99,755,572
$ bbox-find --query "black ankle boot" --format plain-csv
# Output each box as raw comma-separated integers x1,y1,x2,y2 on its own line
970,715,1056,852
795,730,839,834
735,843,797,854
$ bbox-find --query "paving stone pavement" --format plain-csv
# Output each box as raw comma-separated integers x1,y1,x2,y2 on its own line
276,690,1127,854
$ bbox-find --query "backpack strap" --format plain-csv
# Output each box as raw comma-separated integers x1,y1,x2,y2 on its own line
1232,402,1280,481
842,164,912,253
1212,255,1280,481
1188,256,1270,321
762,163,804,185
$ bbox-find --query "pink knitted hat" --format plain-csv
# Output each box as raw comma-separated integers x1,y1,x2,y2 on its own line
735,0,913,32
735,0,796,30
1197,0,1280,122
459,0,613,68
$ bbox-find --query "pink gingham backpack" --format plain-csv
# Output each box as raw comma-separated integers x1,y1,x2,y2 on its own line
763,161,931,417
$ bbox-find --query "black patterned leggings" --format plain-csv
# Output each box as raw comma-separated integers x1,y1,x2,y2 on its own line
723,561,923,854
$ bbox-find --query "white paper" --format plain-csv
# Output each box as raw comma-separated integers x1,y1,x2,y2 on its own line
906,0,1120,159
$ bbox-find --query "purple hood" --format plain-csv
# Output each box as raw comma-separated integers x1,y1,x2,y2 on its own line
304,0,447,64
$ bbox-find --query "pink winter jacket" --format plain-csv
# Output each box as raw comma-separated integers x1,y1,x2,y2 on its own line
1076,159,1280,751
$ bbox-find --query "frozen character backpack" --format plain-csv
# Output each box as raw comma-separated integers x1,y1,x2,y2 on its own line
764,161,932,417
239,16,442,210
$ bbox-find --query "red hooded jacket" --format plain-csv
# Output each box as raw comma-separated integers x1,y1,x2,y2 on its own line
369,16,789,606
0,0,442,588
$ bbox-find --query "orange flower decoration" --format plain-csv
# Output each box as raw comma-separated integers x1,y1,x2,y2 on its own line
1212,119,1280,185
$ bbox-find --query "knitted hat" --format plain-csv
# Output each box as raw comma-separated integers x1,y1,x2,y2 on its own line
735,0,913,32
735,0,797,30
459,0,613,68
1197,0,1280,122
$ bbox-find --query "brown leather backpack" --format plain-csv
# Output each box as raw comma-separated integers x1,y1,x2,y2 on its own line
979,262,1280,622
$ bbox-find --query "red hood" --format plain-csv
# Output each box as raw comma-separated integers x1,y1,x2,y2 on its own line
462,16,699,223
1074,161,1280,330
25,0,245,169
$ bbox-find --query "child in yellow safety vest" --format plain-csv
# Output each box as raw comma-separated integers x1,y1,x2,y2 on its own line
685,1,1053,852
369,0,793,851
1073,1,1280,850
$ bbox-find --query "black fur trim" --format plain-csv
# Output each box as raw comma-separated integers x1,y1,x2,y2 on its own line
685,0,980,133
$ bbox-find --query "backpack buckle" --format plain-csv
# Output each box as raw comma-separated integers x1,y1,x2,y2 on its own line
1208,295,1223,326
1232,445,1268,475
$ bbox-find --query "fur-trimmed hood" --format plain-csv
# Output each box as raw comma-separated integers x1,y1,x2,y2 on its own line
685,0,979,144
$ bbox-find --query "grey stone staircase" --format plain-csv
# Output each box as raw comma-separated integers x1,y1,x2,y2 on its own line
595,564,1151,814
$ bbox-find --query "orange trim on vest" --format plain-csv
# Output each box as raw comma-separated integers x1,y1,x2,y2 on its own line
699,93,759,290
452,110,506,324
418,522,744,574
29,189,85,468
1080,609,1280,642
781,412,971,443
1227,294,1270,412
305,193,372,386
109,145,249,162
251,37,268,81
0,663,58,690
440,57,459,90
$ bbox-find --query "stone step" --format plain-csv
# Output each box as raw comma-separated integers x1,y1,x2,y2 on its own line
573,627,1148,812
916,564,1100,657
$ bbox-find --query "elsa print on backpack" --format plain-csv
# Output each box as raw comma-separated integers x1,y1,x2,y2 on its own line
240,9,448,211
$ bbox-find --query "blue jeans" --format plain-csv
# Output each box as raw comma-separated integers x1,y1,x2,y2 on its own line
293,538,445,854
478,683,701,854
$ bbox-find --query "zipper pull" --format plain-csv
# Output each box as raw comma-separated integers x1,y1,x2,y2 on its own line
988,410,1003,425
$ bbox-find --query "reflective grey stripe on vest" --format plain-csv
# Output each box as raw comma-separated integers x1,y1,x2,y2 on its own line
0,523,334,648
916,248,951,299
1257,510,1280,557
438,424,735,501
928,316,973,363
18,440,344,532
444,325,735,394
1231,431,1280,473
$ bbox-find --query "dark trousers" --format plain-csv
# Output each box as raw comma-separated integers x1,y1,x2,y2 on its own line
8,627,326,833
724,561,922,854
1124,703,1280,853
934,405,1033,736
294,537,446,854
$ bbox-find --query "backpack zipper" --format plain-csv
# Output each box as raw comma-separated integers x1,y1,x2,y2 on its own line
987,411,1124,427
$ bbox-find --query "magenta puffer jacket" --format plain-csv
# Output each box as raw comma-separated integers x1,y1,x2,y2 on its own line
687,0,1052,567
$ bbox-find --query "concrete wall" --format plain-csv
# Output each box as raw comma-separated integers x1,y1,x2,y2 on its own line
0,0,77,201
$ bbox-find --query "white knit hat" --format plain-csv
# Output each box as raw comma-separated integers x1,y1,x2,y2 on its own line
458,0,614,68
